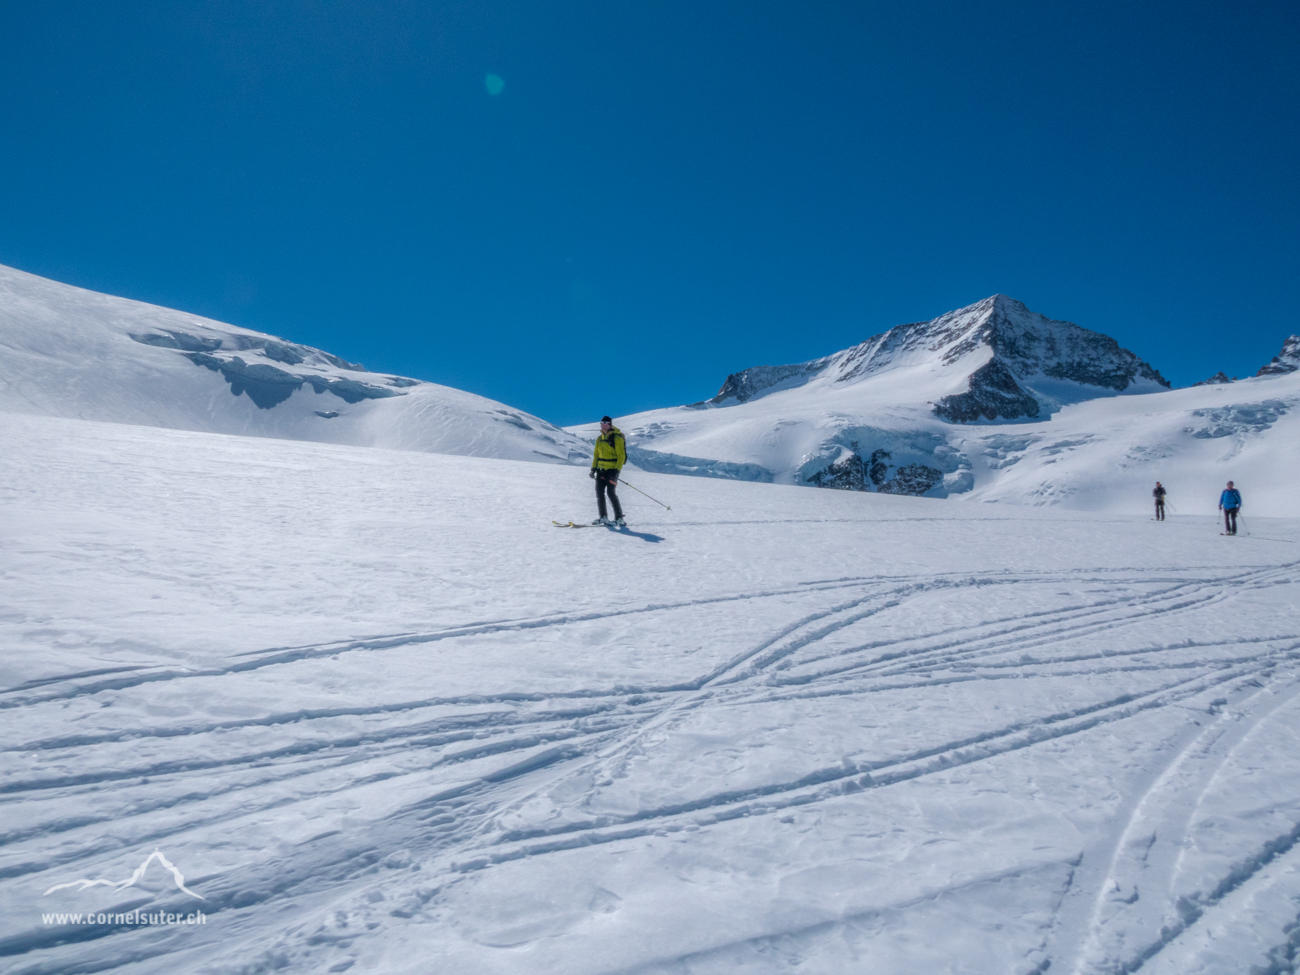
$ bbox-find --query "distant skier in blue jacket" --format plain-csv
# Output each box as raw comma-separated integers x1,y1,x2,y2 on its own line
1219,481,1242,535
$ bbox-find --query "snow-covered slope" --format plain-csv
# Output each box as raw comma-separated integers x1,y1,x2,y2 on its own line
4,412,1300,975
0,263,587,464
572,298,1298,516
953,371,1300,515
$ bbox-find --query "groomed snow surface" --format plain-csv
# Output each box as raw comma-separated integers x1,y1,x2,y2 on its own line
3,413,1300,975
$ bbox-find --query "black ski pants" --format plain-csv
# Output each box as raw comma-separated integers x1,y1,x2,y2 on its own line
595,469,624,520
1155,500,1165,520
1223,507,1239,534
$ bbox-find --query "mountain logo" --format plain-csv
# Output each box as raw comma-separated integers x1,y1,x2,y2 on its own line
44,850,205,900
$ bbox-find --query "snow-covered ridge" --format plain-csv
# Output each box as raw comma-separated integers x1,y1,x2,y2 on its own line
574,298,1300,515
1256,334,1300,377
0,263,588,463
1192,335,1299,385
127,322,415,409
704,294,1169,422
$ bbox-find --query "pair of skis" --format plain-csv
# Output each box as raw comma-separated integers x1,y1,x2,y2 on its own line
552,520,624,530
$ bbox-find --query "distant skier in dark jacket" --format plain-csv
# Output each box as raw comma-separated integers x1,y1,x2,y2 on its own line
590,415,626,526
1219,481,1242,535
1153,482,1167,521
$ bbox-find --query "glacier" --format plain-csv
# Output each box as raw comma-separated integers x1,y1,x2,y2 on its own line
5,269,1300,974
2,411,1300,974
575,297,1300,517
0,263,588,465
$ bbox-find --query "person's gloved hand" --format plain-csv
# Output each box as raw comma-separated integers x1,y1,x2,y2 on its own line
589,469,597,479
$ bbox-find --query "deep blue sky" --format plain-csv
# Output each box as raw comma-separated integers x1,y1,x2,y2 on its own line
2,1,1297,425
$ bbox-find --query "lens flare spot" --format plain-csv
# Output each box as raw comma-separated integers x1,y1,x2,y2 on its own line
484,74,505,96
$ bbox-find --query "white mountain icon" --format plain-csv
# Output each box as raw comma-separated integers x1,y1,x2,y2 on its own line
44,849,205,900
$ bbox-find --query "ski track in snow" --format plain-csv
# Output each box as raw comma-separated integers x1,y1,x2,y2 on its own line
6,560,1300,972
1054,672,1300,975
4,416,1300,974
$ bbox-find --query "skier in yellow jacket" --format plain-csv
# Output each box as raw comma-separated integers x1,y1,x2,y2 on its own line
590,415,626,526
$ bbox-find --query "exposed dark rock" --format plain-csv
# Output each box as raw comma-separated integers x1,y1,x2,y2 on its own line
932,359,1041,422
937,297,1169,391
1257,335,1300,377
806,442,941,495
803,442,940,496
878,464,943,496
1193,372,1234,386
798,431,961,496
700,295,1168,424
806,447,866,490
1034,341,1168,390
129,330,222,353
868,449,891,487
1042,360,1139,390
710,362,820,404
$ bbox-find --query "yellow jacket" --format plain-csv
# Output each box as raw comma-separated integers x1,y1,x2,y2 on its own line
591,426,626,471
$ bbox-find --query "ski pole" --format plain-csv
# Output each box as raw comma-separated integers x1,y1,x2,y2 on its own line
618,478,671,510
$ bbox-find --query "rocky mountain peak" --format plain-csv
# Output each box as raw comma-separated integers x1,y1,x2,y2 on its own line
947,295,1168,392
1257,335,1300,377
1193,371,1235,387
707,296,1168,423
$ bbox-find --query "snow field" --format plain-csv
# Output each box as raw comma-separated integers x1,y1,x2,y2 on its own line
959,375,1300,515
2,413,1300,974
581,361,1300,518
0,263,586,464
